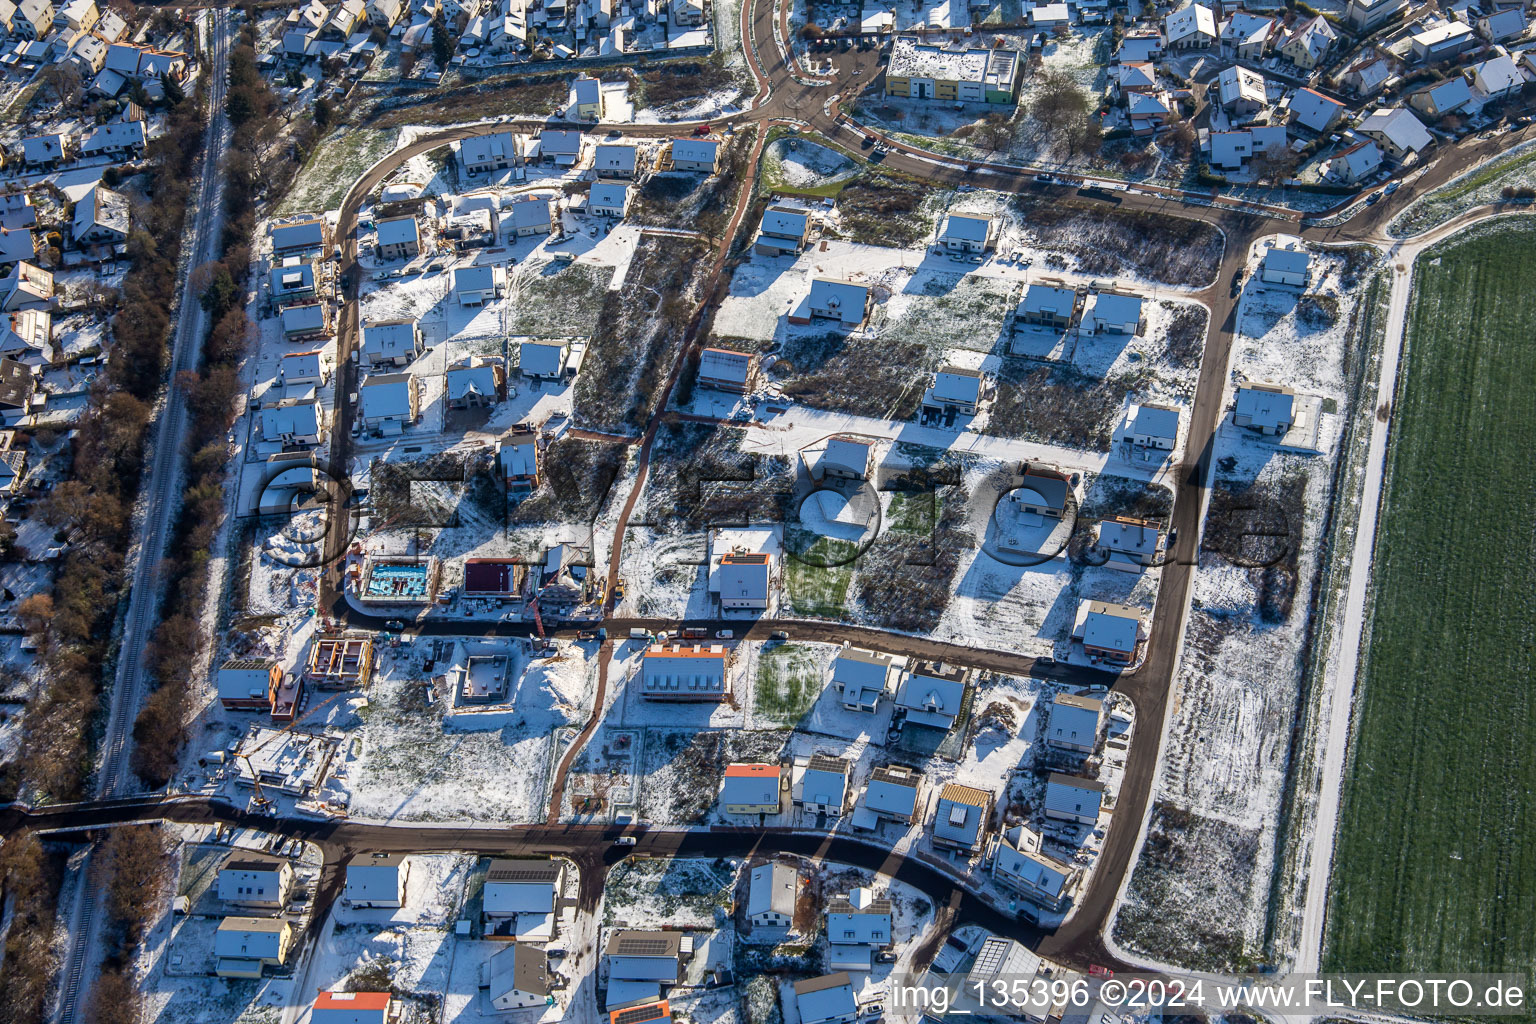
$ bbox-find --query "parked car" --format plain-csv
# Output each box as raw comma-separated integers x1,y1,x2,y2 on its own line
770,630,790,640
614,836,636,846
716,629,735,639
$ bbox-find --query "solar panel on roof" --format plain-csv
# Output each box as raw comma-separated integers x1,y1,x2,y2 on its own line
617,936,672,955
613,1005,667,1024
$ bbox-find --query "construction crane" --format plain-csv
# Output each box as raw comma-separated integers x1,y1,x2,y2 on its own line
234,690,346,811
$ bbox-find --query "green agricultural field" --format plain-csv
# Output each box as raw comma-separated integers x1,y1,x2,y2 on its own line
1326,224,1536,976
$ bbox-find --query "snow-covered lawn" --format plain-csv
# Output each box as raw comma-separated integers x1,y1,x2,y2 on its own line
278,128,399,215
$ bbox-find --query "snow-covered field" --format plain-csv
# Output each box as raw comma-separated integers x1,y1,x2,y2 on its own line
1112,241,1381,970
337,638,597,823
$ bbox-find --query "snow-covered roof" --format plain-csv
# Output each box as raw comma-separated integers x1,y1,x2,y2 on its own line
1221,12,1272,46
1217,64,1266,106
376,215,418,246
807,278,867,320
1074,598,1141,653
508,197,550,231
1045,772,1104,818
760,206,808,238
1328,140,1382,181
795,974,857,1024
1020,282,1076,317
592,142,636,174
747,862,796,917
281,302,327,335
538,128,583,157
21,134,63,163
1479,7,1526,41
1470,53,1523,94
672,137,719,166
214,917,289,960
1412,75,1472,112
359,372,414,420
460,130,521,167
933,783,990,847
79,119,145,154
453,264,499,294
362,319,417,360
1359,106,1432,154
1288,87,1344,131
1263,245,1311,276
942,213,991,243
1164,2,1215,43
930,366,982,405
261,398,322,440
518,339,568,376
698,346,751,385
446,357,499,401
1234,381,1295,430
588,181,629,211
995,836,1072,897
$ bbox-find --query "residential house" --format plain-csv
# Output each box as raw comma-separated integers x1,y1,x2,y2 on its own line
1047,693,1103,752
1080,291,1143,334
508,196,552,237
722,763,783,815
607,930,684,985
358,372,420,434
217,856,295,909
1408,76,1472,118
92,4,123,38
1,262,52,310
1164,3,1216,49
367,0,403,27
260,397,325,446
816,434,874,480
1233,380,1295,434
0,227,33,268
78,119,145,159
537,129,584,166
1006,464,1071,520
745,862,796,927
882,36,1023,104
922,366,983,418
313,992,392,1024
1097,516,1163,571
518,338,571,378
1345,0,1405,32
280,349,325,387
1044,773,1104,824
344,854,408,908
445,356,504,408
1221,12,1274,60
592,143,638,178
572,74,604,119
894,660,968,729
20,134,68,170
639,644,731,701
322,0,365,39
696,346,753,393
1115,60,1159,96
1217,64,1267,116
1360,105,1433,159
499,429,541,490
1118,29,1163,61
0,308,51,365
0,193,36,232
269,258,317,307
1071,599,1144,664
1208,129,1256,171
671,137,720,173
1017,283,1079,328
214,917,294,977
932,783,992,852
483,858,562,940
589,181,630,218
12,0,53,38
362,319,421,366
799,278,870,327
965,937,1043,1010
1261,243,1311,285
795,974,858,1024
0,359,33,426
829,647,901,712
216,659,281,711
857,765,921,826
375,215,420,261
825,887,892,970
1468,53,1523,101
1477,8,1526,44
460,131,524,175
1410,21,1474,62
939,212,993,252
1127,89,1176,134
754,205,811,256
1288,87,1346,133
1325,140,1383,185
280,301,329,341
798,754,849,815
1343,51,1396,96
1280,15,1336,69
715,551,774,609
993,826,1076,912
71,184,129,249
481,943,549,1011
453,265,502,305
271,217,329,256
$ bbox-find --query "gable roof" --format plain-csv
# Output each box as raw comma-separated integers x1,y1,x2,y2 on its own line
1289,87,1344,131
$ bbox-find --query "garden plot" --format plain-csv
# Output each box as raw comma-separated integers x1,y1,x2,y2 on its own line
639,728,791,823
278,127,400,215
876,271,1015,355
338,639,596,823
763,137,858,193
603,857,736,928
505,259,615,337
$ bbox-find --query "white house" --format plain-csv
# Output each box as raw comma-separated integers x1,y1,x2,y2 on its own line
1164,3,1216,49
697,346,754,393
1233,381,1296,435
932,783,992,851
800,278,869,327
798,754,849,815
894,660,968,729
825,887,892,970
345,855,409,908
1325,140,1382,184
453,265,503,305
1289,87,1346,133
858,764,922,826
922,366,984,418
217,857,294,909
1468,54,1523,101
507,196,552,237
445,356,504,408
1081,291,1144,335
1477,8,1527,44
714,550,774,609
1221,12,1274,60
358,372,419,434
1279,15,1335,69
1046,693,1103,752
375,215,420,261
795,974,858,1024
1071,599,1143,664
482,858,562,940
1359,106,1432,160
592,142,638,178
721,763,782,815
672,137,720,173
1097,516,1163,571
1044,772,1104,824
588,180,631,218
216,659,279,711
215,917,294,977
362,319,421,366
993,828,1075,912
746,862,797,927
1408,76,1472,119
481,944,549,1011
829,647,902,712
640,644,731,701
1345,0,1405,32
818,434,874,480
260,397,325,446
459,130,524,174
939,213,993,252
312,992,392,1024
1409,21,1473,62
1261,244,1311,286
1216,64,1267,116
518,338,571,378
71,184,129,248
